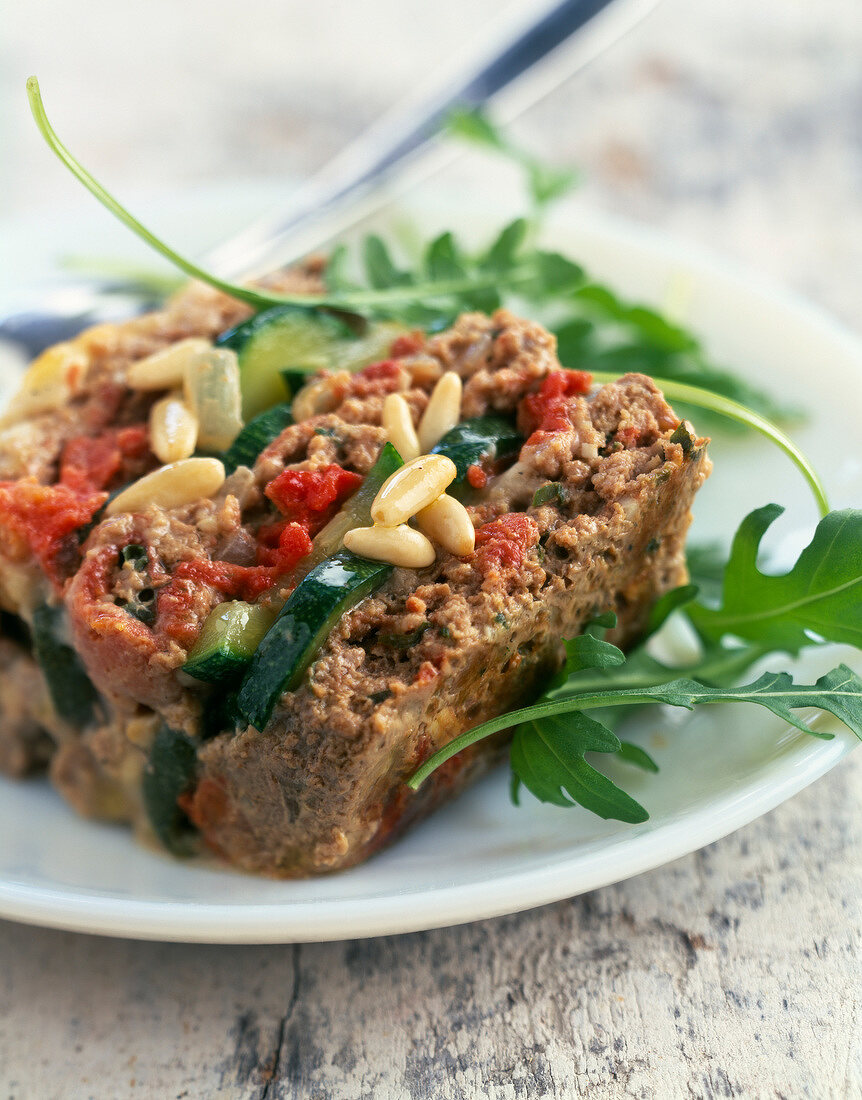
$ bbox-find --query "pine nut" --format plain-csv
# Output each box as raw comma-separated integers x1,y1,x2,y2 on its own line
417,371,462,452
344,524,435,568
106,457,225,516
149,393,199,464
183,348,244,451
126,338,212,391
382,393,420,462
291,371,351,422
415,493,475,557
371,454,457,528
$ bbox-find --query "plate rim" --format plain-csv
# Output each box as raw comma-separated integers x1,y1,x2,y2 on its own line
0,727,854,943
0,197,858,943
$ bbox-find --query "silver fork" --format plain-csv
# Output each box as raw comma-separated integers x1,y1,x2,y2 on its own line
0,0,660,358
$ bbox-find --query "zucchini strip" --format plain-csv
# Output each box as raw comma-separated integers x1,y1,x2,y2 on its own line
237,550,392,731
31,603,100,729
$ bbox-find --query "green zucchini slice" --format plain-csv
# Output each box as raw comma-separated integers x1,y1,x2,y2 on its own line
215,305,406,419
237,550,392,732
184,442,404,693
183,601,277,684
432,415,523,481
221,403,293,474
31,603,101,729
142,725,198,856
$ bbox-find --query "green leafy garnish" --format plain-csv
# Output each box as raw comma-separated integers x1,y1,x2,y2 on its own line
510,711,649,822
683,542,726,604
26,84,580,319
411,662,862,811
690,506,862,652
28,76,814,485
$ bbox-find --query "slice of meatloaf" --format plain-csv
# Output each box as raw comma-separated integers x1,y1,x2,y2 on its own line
0,292,709,877
189,366,708,876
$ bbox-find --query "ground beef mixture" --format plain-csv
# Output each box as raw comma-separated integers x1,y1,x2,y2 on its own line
0,275,710,877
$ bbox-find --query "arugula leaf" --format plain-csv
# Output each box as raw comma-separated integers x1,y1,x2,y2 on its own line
480,219,529,273
511,712,649,822
411,506,862,808
689,506,862,653
684,543,726,604
409,664,862,793
511,615,652,821
363,236,414,289
26,80,560,320
646,584,699,635
556,630,625,679
617,742,660,773
29,77,823,503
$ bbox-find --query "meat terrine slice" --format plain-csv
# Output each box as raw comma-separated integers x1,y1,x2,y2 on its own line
185,324,710,875
0,298,710,876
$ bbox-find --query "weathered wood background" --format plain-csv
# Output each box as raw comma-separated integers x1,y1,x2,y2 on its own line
0,0,859,1095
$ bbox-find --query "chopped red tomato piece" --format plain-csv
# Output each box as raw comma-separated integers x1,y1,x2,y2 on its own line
349,360,404,398
170,522,313,608
0,478,106,587
60,425,150,493
255,520,315,572
521,369,593,441
474,513,539,574
265,465,362,535
172,561,272,605
466,464,488,489
614,426,642,449
155,575,207,645
390,331,425,357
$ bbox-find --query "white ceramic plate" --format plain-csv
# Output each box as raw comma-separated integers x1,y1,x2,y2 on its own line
0,189,858,943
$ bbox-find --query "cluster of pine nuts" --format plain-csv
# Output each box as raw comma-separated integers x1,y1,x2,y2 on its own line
108,338,244,515
126,338,243,465
381,370,462,462
344,372,475,568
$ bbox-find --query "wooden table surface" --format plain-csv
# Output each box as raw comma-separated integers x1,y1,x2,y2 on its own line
1,0,859,1096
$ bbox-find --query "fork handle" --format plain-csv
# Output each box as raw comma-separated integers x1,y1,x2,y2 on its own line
202,0,659,280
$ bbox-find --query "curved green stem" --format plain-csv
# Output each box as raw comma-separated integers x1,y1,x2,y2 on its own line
26,78,280,307
26,77,537,313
